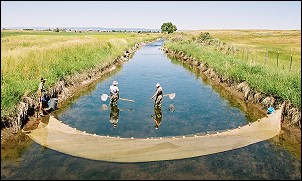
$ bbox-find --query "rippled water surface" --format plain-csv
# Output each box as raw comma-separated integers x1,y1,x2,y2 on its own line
57,40,256,138
1,40,300,180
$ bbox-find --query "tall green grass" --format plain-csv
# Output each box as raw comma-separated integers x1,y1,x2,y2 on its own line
164,39,301,108
1,30,161,116
189,30,300,72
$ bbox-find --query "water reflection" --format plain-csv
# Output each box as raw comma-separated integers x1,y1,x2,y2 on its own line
57,39,264,138
168,104,175,112
109,105,120,128
151,106,162,129
101,103,109,110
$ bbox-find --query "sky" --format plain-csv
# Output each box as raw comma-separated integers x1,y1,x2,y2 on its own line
1,1,301,30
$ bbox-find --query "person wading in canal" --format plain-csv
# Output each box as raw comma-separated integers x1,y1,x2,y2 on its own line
151,83,163,108
109,81,119,106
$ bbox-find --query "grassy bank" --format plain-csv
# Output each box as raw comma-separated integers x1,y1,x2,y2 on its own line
164,30,301,108
1,30,161,116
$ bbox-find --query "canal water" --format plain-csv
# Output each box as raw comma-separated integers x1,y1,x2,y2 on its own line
1,40,300,180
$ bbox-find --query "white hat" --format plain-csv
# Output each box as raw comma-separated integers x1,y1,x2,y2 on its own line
113,81,118,85
156,83,160,87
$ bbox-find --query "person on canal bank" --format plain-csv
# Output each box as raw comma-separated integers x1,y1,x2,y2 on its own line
109,80,119,106
151,106,162,129
109,104,120,128
37,77,47,117
151,83,163,108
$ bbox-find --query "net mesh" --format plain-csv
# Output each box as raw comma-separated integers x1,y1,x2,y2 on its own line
26,106,283,163
100,94,108,101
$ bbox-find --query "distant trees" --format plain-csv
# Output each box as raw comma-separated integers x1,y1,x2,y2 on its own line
161,22,177,34
197,32,223,45
54,27,60,32
198,32,212,42
53,28,67,32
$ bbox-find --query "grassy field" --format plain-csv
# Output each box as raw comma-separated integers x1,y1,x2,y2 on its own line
203,30,300,71
164,30,301,108
1,30,161,116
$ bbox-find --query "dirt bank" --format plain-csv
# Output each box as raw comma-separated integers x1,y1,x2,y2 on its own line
162,47,301,127
1,40,154,146
161,47,301,157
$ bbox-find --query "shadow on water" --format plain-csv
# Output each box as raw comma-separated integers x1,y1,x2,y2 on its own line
1,40,300,180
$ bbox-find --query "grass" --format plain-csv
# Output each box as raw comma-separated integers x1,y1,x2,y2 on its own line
185,30,301,72
1,30,161,116
164,30,301,108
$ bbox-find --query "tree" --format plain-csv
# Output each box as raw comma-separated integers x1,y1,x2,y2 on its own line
161,22,177,34
54,27,60,32
198,32,212,42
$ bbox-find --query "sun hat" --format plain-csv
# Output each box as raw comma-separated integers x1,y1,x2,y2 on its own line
113,81,118,85
156,83,160,87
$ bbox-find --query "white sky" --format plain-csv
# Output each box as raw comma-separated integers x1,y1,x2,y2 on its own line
1,1,301,30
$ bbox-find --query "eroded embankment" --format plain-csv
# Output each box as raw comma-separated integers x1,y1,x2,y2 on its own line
162,47,300,127
0,39,156,141
161,47,301,152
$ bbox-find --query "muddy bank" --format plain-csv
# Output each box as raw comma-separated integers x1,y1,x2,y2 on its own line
1,39,156,144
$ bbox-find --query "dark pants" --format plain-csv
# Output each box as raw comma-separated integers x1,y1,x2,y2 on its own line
154,95,163,108
110,94,119,106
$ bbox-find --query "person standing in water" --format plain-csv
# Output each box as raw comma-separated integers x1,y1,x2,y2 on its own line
151,83,163,108
109,80,119,106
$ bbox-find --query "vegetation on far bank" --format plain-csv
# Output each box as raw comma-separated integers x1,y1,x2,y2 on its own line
164,30,301,108
1,30,161,116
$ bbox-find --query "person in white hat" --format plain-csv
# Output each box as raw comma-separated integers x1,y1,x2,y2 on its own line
109,80,119,106
151,83,163,108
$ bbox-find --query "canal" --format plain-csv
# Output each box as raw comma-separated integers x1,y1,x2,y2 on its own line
1,40,300,180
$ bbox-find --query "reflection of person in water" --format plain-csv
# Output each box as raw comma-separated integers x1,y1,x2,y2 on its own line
151,107,162,129
110,105,120,128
